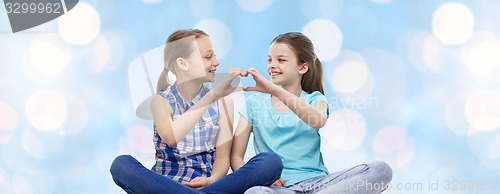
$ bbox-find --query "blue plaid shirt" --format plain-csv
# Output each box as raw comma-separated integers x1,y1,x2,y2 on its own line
152,83,220,183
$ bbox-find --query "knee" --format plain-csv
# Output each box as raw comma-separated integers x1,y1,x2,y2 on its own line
257,152,283,172
244,186,274,194
368,161,392,183
110,155,133,177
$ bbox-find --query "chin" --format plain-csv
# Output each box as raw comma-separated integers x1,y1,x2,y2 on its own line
270,78,281,85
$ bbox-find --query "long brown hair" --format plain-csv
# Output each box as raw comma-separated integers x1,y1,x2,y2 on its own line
271,32,325,95
156,29,209,92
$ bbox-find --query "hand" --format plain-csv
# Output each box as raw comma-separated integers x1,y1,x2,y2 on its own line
244,68,279,95
212,68,246,100
182,176,212,190
271,178,286,187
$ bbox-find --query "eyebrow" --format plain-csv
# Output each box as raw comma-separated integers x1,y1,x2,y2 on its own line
268,55,289,58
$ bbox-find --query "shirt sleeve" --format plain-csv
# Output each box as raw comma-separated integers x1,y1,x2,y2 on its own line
238,94,254,125
309,91,330,118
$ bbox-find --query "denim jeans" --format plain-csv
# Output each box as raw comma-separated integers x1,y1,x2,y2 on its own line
244,161,392,194
110,152,283,194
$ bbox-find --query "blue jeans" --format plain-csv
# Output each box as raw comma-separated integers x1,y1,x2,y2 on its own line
110,152,283,194
244,161,392,194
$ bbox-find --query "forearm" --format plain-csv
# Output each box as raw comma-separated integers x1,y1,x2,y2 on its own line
155,91,216,146
208,155,230,184
271,87,326,128
169,91,216,143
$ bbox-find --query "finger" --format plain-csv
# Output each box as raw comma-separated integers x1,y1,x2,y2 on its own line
280,179,286,186
185,181,203,188
243,87,257,91
231,68,244,75
232,67,243,72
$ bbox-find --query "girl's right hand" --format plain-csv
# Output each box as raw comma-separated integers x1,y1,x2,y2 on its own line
271,178,286,187
212,68,246,100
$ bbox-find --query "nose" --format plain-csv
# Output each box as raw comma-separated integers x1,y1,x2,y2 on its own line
268,62,276,70
212,57,219,67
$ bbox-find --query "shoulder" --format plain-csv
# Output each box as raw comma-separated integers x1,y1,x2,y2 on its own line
151,94,173,113
304,91,328,104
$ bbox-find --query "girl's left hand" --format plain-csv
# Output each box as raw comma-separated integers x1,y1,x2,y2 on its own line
244,68,279,94
182,176,211,190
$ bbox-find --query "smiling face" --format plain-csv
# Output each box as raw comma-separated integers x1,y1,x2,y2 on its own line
187,36,219,82
267,42,307,86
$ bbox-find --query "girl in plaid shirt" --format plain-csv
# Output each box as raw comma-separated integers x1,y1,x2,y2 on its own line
111,29,283,194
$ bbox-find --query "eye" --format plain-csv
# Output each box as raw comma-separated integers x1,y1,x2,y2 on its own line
278,59,287,62
267,58,272,63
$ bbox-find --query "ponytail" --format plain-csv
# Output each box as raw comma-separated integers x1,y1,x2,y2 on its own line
156,68,170,93
302,58,325,95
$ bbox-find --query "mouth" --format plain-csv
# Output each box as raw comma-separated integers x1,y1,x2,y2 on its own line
209,69,216,74
269,71,282,76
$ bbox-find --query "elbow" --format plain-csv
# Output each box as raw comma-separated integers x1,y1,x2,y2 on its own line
158,130,177,147
230,156,243,171
313,117,327,129
165,140,177,147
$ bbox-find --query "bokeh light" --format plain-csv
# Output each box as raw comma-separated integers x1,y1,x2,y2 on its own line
122,125,153,155
321,109,366,151
194,19,232,60
90,35,111,73
326,51,374,109
464,42,500,74
22,130,45,160
25,89,68,132
331,58,370,94
461,31,500,84
0,100,17,144
302,19,343,61
422,35,444,72
432,3,474,45
465,89,500,132
28,41,67,75
372,125,406,154
395,137,414,168
59,94,88,136
236,0,273,13
22,35,71,85
58,3,101,45
444,93,471,136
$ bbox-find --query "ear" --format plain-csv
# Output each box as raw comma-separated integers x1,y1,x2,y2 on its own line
298,62,308,75
176,57,189,71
